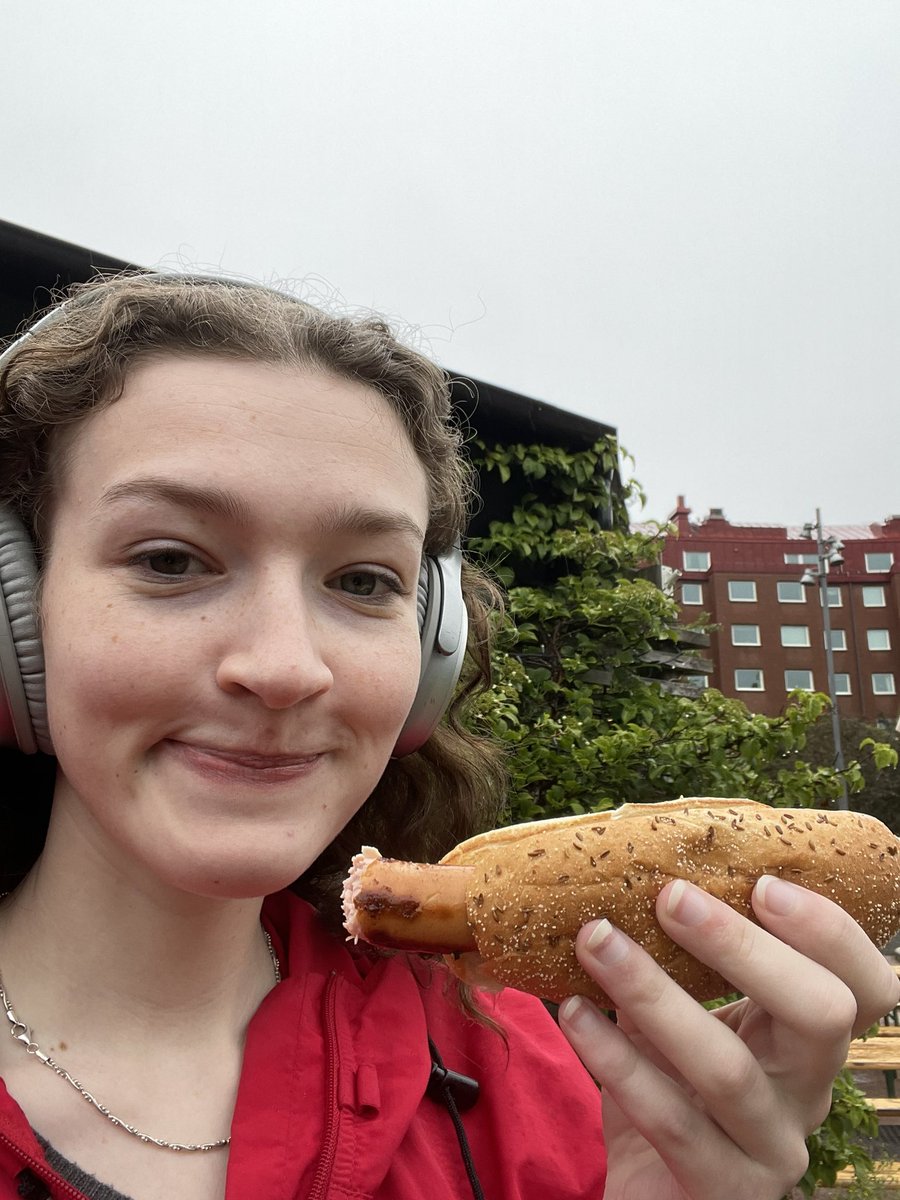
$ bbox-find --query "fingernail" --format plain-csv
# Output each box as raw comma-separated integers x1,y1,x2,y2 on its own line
756,874,799,915
584,918,628,965
665,878,711,926
559,994,592,1033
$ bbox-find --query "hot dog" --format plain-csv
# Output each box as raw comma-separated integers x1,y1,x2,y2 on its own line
342,798,900,1005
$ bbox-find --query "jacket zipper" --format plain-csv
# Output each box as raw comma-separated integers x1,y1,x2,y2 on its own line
307,973,340,1200
0,1130,90,1199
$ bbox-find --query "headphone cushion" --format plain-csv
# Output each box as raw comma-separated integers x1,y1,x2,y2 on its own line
0,510,51,754
415,558,429,634
393,551,467,758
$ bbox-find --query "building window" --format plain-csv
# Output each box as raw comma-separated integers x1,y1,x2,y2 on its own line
833,674,852,695
865,552,893,573
825,629,847,651
731,624,761,646
682,551,710,572
777,581,805,603
735,668,764,691
785,669,814,691
867,629,891,651
684,674,708,689
872,673,897,695
728,580,757,602
780,625,810,647
784,553,818,564
818,586,842,608
681,582,703,605
863,586,886,608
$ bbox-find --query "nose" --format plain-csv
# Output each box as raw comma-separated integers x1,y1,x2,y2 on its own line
215,575,335,710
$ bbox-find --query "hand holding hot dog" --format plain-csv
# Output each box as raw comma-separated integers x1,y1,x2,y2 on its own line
558,870,899,1199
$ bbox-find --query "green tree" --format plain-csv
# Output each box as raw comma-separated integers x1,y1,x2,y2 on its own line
776,715,900,835
466,434,896,1199
467,437,874,823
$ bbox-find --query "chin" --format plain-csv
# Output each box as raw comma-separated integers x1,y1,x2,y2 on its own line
145,836,322,902
194,876,300,901
168,867,306,902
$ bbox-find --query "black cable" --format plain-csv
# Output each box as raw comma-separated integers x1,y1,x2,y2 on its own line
427,1037,486,1200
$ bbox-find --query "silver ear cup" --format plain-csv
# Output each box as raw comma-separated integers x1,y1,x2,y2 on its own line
0,510,51,754
392,548,468,758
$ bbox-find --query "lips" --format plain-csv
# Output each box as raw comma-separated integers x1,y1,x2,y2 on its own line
189,746,320,768
165,740,324,784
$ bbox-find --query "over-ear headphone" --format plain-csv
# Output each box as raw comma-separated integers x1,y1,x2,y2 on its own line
0,273,468,760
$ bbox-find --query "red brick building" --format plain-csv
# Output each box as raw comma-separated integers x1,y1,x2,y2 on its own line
659,499,900,725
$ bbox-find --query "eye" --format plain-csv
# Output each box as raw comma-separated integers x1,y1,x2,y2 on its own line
145,550,193,576
330,567,405,602
127,545,212,581
340,570,379,596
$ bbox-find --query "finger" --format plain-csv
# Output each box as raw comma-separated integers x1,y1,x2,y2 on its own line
656,879,859,1063
559,992,808,1200
570,917,809,1161
751,874,900,1036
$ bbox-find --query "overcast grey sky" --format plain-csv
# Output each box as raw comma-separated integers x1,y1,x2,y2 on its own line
3,1,899,528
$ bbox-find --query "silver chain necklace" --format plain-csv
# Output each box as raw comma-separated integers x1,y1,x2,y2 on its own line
0,929,281,1153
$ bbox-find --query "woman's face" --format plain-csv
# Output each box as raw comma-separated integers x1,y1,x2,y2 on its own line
39,355,430,899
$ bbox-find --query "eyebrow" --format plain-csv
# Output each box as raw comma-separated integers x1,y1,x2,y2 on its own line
96,478,426,545
97,478,253,526
314,501,425,546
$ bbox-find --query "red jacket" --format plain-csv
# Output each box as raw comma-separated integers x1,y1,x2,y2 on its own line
0,891,607,1199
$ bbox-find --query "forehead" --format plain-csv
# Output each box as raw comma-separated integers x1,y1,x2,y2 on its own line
58,355,430,529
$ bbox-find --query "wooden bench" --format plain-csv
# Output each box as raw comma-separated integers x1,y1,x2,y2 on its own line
831,1023,900,1189
834,1160,900,1190
846,1036,900,1075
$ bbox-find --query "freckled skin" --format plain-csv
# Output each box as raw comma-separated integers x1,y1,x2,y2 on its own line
40,356,430,902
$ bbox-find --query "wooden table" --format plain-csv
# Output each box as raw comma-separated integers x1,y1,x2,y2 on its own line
833,1003,900,1186
846,1038,900,1072
846,1030,900,1105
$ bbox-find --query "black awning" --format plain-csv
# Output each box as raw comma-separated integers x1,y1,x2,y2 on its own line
0,219,621,528
0,218,130,337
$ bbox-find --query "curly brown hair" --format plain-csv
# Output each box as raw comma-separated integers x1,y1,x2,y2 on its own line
0,273,506,926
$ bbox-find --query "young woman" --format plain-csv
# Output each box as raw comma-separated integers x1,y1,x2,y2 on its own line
0,274,894,1200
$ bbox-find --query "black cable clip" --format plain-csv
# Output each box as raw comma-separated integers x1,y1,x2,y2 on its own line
426,1061,480,1112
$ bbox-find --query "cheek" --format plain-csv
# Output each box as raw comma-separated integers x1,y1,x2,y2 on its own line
44,646,146,755
41,599,186,749
347,634,423,731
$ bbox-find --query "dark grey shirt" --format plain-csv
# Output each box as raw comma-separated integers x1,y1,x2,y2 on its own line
35,1134,135,1200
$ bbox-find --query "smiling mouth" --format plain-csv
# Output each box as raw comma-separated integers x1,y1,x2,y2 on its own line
166,741,323,782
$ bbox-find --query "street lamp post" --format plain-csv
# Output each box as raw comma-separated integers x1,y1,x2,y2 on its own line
800,509,849,811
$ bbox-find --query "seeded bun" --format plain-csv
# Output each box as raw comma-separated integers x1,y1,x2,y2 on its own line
440,798,900,1006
